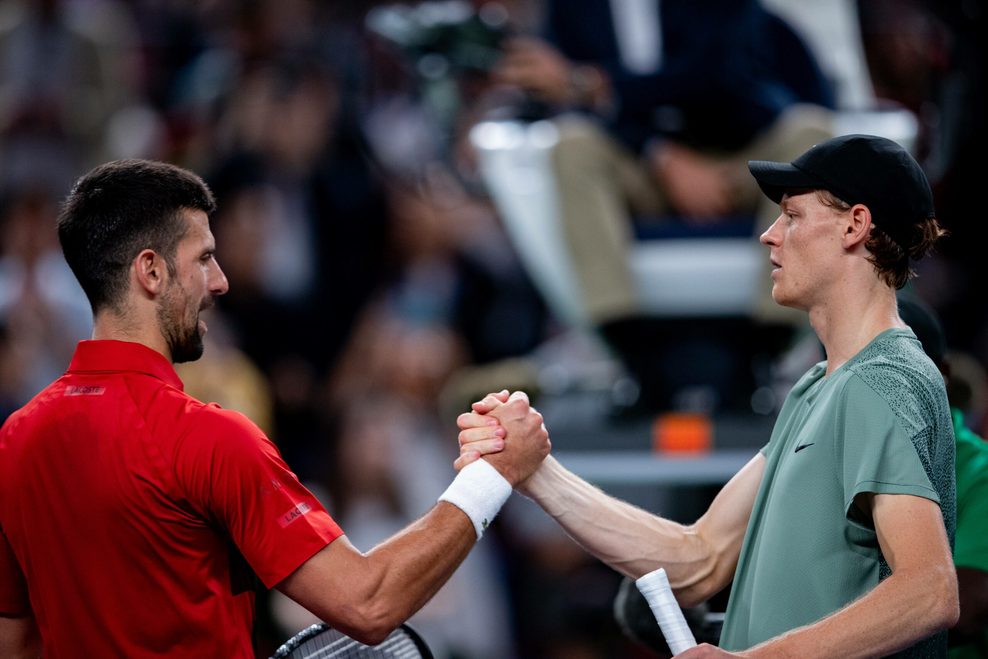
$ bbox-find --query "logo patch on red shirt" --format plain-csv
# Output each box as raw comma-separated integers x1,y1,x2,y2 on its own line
65,386,106,396
278,502,312,528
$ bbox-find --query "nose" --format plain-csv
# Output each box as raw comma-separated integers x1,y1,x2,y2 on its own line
209,259,230,296
760,214,783,247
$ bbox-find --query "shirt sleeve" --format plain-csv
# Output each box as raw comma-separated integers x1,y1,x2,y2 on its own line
835,378,939,518
0,524,29,615
174,406,344,588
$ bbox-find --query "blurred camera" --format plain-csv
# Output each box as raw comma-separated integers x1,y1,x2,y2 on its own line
366,1,510,80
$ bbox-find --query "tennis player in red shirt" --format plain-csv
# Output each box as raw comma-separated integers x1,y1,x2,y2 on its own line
0,159,549,658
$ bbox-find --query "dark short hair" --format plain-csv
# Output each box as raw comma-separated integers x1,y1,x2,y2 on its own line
57,159,217,313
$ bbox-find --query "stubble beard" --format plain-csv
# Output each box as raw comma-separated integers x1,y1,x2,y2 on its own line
157,284,205,364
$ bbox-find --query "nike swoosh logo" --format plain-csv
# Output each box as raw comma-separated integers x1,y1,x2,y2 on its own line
794,443,815,453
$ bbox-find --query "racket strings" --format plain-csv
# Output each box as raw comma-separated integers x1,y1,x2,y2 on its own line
277,625,426,659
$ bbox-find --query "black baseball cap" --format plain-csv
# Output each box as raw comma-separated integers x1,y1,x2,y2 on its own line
748,134,936,247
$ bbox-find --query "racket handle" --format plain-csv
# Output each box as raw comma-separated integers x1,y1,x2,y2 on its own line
635,568,697,655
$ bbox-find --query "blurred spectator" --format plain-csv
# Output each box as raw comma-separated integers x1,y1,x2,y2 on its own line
0,187,90,405
477,0,835,411
205,55,393,473
0,0,142,189
858,0,988,380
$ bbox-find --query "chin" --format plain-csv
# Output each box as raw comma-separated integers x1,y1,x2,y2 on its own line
771,290,800,311
171,333,205,364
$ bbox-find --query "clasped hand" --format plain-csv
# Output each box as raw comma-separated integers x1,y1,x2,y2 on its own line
455,390,550,487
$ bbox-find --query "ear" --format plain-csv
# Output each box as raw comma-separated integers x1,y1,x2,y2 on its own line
133,249,168,297
841,203,873,250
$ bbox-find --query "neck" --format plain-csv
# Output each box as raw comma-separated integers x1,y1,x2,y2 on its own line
808,280,904,375
92,307,172,363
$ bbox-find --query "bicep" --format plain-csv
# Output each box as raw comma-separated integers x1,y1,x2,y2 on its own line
276,535,371,633
694,453,765,565
867,493,958,628
667,453,764,602
866,493,953,572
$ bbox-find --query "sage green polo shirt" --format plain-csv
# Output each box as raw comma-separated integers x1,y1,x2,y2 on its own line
720,329,955,658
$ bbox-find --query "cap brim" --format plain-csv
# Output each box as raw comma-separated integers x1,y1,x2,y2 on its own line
747,161,821,204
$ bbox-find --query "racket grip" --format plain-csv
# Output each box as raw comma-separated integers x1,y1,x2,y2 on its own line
635,568,697,655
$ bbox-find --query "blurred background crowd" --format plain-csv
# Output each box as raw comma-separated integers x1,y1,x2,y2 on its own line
0,0,984,657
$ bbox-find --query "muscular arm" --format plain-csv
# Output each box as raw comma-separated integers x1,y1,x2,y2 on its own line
690,493,957,658
457,392,763,606
521,453,765,607
279,393,549,645
0,615,40,659
277,503,475,645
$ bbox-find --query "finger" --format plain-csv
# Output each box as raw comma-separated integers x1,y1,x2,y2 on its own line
458,425,506,447
459,438,505,457
454,450,481,472
457,411,499,430
494,391,531,419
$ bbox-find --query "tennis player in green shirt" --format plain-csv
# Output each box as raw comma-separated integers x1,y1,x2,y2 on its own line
458,134,958,657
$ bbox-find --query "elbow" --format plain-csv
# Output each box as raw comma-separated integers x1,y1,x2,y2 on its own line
337,599,403,646
936,596,961,633
930,568,960,632
347,625,394,647
671,553,725,609
940,591,961,632
673,528,732,609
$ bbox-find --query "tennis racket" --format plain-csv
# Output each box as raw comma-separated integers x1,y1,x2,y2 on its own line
271,623,433,659
636,567,697,654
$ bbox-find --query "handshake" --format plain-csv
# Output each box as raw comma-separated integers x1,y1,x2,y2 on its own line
453,389,550,491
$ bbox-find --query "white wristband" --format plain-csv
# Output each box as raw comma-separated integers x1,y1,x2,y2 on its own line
439,459,512,540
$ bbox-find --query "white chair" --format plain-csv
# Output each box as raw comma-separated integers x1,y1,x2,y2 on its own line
470,119,765,327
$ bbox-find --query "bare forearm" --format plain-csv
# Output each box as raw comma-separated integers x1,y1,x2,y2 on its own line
749,564,958,658
521,456,722,603
361,503,477,627
279,503,476,645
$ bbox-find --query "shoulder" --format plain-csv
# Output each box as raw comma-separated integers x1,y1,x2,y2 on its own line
177,400,273,457
845,332,950,432
0,376,73,444
849,330,942,392
130,381,278,475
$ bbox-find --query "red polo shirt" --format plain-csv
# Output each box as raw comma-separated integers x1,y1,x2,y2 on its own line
0,340,343,657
